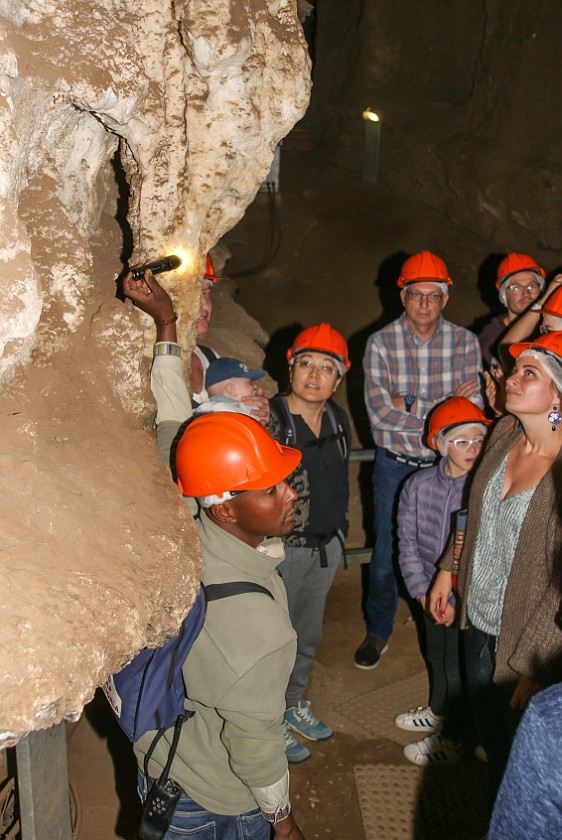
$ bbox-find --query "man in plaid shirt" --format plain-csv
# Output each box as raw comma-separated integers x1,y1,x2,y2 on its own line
354,251,483,670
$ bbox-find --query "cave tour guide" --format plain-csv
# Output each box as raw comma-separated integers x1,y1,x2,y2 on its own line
123,268,307,840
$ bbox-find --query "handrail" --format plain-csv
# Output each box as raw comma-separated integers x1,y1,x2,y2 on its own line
349,449,375,462
345,449,374,564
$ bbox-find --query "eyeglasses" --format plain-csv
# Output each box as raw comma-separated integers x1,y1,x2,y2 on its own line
294,359,339,377
405,290,444,303
449,438,484,451
505,281,541,295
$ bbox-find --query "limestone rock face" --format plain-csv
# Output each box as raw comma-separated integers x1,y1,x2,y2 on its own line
0,0,310,746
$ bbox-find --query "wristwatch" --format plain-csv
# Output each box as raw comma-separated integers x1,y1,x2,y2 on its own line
404,395,415,413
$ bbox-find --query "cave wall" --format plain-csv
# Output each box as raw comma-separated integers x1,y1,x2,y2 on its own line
0,0,310,747
308,0,562,278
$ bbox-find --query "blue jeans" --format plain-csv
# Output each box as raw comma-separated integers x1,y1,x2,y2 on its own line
138,772,270,839
365,448,419,640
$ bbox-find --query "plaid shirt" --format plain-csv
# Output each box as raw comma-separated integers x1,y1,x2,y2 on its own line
364,313,483,459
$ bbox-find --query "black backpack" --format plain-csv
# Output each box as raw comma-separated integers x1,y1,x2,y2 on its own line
269,393,349,462
269,394,350,568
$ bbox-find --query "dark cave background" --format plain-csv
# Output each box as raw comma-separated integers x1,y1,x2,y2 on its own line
223,0,562,445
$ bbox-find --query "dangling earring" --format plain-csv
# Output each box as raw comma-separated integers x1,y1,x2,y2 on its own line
548,405,562,431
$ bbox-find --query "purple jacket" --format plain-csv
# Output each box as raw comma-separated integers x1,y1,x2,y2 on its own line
397,458,469,600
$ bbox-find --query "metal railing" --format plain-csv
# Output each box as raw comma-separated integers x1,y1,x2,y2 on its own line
344,449,375,565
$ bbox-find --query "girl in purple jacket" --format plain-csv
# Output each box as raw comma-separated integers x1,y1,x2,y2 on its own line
395,397,491,765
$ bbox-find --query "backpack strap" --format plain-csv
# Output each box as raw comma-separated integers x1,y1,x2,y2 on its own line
269,393,297,447
143,711,193,788
324,400,349,462
270,394,348,462
205,581,274,601
196,345,219,364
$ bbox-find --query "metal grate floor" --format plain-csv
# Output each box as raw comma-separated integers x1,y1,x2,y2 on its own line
336,671,430,746
354,762,488,840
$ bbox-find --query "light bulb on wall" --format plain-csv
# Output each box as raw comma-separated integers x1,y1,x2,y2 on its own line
362,108,380,123
362,107,381,182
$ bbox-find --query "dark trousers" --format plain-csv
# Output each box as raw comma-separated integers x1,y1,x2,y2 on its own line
464,624,522,809
423,613,466,740
365,448,419,639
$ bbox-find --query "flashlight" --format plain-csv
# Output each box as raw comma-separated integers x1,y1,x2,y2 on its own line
131,254,182,280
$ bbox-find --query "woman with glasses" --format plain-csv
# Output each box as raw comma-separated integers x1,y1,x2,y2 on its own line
430,331,562,815
267,324,351,764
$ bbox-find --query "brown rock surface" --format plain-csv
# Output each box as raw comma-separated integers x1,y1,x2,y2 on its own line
0,1,310,746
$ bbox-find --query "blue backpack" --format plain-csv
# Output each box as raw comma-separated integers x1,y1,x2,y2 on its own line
102,581,273,742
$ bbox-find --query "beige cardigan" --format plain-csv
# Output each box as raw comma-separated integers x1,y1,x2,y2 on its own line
441,415,562,688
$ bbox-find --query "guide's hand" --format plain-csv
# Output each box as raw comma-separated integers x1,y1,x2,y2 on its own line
123,270,175,323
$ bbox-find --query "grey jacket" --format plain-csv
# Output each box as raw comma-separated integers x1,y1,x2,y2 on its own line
398,458,468,600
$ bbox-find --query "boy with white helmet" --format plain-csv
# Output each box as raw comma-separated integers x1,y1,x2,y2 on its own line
395,396,491,766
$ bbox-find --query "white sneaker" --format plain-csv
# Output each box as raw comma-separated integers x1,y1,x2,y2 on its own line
394,705,443,733
403,733,463,766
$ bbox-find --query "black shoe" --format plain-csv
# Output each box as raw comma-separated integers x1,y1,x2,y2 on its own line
354,635,389,670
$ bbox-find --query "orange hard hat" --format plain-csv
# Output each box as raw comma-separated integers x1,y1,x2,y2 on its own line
540,286,562,318
397,251,452,288
203,254,223,283
286,323,351,373
427,396,491,450
509,330,562,362
495,252,545,290
174,413,301,497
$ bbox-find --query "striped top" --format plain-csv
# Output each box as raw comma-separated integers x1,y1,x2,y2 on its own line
467,454,536,636
363,314,483,458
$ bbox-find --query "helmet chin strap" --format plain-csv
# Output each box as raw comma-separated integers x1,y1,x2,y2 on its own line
196,490,237,508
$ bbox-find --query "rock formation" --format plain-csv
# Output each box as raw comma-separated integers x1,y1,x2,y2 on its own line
0,0,310,747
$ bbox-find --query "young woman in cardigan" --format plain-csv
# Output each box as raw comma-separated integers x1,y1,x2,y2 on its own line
429,331,562,809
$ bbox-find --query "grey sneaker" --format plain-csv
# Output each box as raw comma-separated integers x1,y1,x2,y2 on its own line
354,635,389,670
